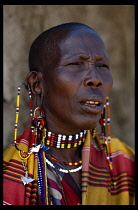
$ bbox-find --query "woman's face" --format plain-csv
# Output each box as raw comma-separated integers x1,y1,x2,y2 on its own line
42,28,113,134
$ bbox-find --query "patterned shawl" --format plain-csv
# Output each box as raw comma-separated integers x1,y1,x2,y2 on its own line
3,128,135,205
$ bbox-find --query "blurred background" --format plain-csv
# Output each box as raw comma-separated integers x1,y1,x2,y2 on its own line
3,5,135,150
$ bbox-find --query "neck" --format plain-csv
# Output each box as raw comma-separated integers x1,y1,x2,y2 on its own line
48,145,82,163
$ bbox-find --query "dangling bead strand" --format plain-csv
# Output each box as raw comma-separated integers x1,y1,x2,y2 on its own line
27,84,33,123
13,82,25,151
13,83,38,157
105,97,116,189
106,97,111,155
99,102,108,154
99,97,116,189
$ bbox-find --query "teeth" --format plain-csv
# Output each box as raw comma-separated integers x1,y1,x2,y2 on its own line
85,101,99,105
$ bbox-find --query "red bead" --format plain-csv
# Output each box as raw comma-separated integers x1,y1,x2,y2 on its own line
40,119,45,127
99,117,105,125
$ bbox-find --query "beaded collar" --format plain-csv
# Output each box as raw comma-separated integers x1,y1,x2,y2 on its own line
45,129,87,148
45,157,82,173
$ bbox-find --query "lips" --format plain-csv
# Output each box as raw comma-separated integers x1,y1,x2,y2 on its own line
80,99,103,114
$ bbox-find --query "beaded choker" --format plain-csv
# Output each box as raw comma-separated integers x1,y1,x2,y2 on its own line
45,129,87,148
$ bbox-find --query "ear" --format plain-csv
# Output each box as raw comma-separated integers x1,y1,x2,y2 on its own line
25,71,42,95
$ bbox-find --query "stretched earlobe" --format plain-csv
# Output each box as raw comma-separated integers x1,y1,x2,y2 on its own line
25,71,42,95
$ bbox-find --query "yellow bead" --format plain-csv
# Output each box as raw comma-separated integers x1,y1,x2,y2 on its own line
15,113,19,124
109,163,113,170
69,163,72,166
61,144,64,148
16,95,20,107
14,130,17,140
67,144,71,148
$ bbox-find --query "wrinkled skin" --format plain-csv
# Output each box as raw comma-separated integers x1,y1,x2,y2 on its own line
41,28,113,134
26,26,113,187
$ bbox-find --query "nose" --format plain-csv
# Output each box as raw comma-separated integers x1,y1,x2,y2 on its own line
83,69,103,88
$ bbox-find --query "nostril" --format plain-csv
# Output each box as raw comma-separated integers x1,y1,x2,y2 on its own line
86,81,102,88
87,81,94,86
83,77,103,88
96,82,102,88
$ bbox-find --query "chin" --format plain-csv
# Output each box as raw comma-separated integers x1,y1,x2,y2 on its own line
76,119,97,131
77,114,100,131
83,122,97,130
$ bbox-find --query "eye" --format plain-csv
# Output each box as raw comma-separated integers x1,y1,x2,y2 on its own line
66,62,82,66
96,63,109,70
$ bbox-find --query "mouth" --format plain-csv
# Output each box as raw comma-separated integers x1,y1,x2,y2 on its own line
80,100,103,114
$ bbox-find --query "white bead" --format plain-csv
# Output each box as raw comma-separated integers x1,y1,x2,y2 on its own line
80,132,83,137
45,157,82,173
62,135,66,140
48,132,51,136
68,135,72,140
59,168,68,173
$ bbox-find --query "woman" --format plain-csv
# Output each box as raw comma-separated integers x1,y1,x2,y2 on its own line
3,22,135,205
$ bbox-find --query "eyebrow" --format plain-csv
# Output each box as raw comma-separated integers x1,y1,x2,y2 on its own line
94,55,110,63
64,54,110,63
63,53,87,60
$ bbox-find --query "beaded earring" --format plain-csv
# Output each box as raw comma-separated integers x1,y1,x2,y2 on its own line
13,82,36,185
99,96,116,189
31,107,46,144
31,107,49,205
14,82,33,150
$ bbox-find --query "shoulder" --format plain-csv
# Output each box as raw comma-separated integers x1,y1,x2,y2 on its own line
110,136,134,159
95,133,134,164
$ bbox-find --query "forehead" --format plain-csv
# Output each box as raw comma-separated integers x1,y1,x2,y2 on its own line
59,28,108,60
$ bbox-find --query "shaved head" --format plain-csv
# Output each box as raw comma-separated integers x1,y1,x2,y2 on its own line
26,22,112,134
28,22,98,74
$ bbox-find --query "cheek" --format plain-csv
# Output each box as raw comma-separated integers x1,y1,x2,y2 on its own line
102,72,113,96
53,70,79,96
43,74,76,109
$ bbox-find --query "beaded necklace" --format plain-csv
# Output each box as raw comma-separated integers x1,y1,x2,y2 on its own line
46,157,82,173
45,129,87,148
45,152,82,166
